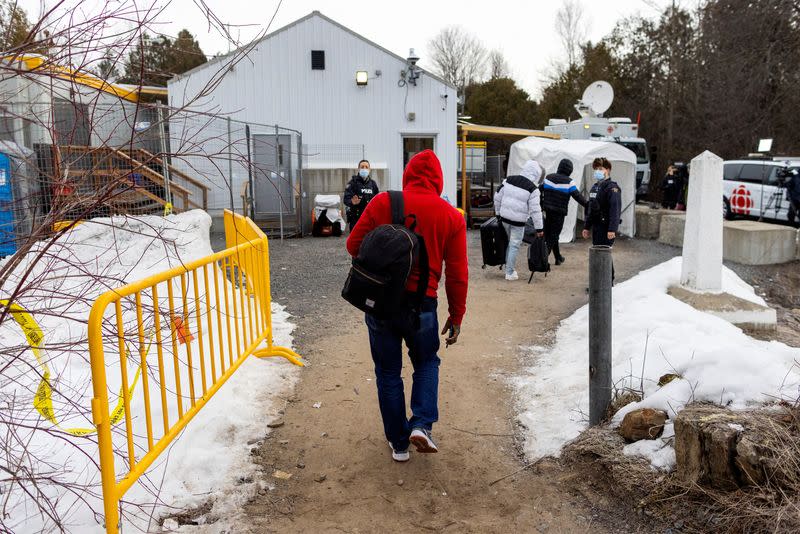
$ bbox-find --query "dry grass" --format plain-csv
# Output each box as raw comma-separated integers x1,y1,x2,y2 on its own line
562,405,800,533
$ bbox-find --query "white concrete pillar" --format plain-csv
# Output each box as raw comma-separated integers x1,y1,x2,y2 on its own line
681,151,724,291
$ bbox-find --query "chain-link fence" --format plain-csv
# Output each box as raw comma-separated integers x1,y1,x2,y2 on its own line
0,98,308,255
167,110,303,238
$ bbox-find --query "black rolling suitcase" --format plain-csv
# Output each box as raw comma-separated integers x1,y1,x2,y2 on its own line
480,217,508,269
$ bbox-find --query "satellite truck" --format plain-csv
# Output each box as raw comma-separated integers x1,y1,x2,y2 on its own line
545,81,652,200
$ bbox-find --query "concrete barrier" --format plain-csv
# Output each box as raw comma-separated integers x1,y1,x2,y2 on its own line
722,220,797,266
635,205,675,239
658,213,686,247
657,215,798,265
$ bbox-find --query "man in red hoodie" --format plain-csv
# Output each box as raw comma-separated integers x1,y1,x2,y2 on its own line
346,150,468,462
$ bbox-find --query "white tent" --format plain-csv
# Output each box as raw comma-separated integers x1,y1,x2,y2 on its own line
508,137,638,241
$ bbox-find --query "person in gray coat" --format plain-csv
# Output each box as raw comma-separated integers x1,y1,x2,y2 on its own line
494,160,544,280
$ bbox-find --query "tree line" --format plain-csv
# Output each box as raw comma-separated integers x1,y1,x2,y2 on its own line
1,0,207,86
429,0,800,177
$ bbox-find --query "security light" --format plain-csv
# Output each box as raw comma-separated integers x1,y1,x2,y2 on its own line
757,138,773,152
356,71,368,86
404,48,421,86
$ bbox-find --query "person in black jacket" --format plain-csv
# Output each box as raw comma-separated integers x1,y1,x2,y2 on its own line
541,158,587,265
344,159,380,231
786,168,800,227
661,165,683,209
582,157,621,282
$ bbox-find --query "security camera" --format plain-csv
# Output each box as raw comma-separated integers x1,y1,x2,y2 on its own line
407,48,420,66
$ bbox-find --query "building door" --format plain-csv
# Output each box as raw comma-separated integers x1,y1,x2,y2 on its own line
402,135,436,169
252,133,293,217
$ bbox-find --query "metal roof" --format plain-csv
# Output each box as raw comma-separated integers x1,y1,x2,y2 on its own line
2,55,165,102
169,11,456,89
458,123,560,140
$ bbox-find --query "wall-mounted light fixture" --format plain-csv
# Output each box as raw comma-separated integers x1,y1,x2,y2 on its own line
356,70,368,86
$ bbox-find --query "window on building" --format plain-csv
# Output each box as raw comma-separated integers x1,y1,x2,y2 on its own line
0,115,15,142
53,98,91,146
311,50,325,70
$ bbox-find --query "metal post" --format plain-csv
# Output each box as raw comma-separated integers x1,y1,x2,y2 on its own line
227,117,234,212
158,106,172,212
460,129,467,214
588,245,613,425
245,124,254,219
297,132,304,237
275,124,284,241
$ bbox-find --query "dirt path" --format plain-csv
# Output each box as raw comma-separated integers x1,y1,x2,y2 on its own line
242,233,679,533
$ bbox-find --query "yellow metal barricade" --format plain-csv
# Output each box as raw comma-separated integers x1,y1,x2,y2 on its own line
87,210,301,533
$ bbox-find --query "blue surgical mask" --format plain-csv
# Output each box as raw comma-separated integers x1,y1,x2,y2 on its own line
358,169,369,179
593,170,605,181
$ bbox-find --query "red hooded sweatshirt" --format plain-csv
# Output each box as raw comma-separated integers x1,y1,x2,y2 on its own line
346,150,468,325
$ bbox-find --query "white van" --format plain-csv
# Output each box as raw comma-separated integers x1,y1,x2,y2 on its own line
722,159,799,221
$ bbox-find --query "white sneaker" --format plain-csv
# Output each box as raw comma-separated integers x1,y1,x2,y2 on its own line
505,270,519,281
388,441,409,462
409,428,438,453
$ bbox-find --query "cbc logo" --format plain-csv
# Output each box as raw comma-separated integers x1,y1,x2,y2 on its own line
730,185,753,215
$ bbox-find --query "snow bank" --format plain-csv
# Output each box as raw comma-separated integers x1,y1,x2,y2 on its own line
0,211,299,532
515,257,800,470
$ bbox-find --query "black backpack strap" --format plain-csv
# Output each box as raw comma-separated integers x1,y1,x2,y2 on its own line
389,190,404,225
413,234,430,312
389,189,428,317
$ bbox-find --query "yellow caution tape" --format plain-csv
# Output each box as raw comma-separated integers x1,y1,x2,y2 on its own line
1,299,147,436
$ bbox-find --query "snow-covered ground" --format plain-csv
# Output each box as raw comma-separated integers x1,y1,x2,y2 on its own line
0,211,299,533
515,257,800,470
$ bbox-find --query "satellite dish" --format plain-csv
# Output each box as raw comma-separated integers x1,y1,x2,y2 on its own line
581,81,614,117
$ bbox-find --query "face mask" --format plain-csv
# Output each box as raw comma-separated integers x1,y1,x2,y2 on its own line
358,169,369,179
593,170,606,181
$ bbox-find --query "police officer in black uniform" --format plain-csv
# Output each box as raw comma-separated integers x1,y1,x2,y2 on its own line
344,159,380,231
582,157,622,281
661,164,683,209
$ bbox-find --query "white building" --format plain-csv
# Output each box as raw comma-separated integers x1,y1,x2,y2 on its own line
0,55,167,151
167,11,458,230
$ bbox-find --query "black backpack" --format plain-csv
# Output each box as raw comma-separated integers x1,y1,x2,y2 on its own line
527,234,550,283
342,191,430,322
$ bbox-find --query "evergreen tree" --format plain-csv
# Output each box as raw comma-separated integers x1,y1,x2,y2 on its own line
464,77,538,129
120,29,206,86
169,29,206,75
0,0,32,51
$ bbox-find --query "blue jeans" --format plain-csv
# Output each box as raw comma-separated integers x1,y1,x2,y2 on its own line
365,298,440,451
503,223,525,275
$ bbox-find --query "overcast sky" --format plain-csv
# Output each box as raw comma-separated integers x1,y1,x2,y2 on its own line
24,0,671,97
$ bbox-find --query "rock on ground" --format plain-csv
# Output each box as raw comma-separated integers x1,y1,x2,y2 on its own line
619,408,668,442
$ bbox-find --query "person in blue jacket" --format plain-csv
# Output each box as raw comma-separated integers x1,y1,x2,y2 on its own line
541,158,587,265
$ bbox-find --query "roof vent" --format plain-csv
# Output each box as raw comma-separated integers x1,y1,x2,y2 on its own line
311,50,325,70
